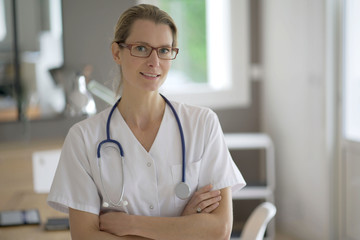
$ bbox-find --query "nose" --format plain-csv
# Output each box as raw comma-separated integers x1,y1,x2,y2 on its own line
147,49,160,67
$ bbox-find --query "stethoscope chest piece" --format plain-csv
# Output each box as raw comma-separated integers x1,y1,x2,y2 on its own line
175,182,191,200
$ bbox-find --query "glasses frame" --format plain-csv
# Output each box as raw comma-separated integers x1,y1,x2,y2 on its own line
117,42,179,60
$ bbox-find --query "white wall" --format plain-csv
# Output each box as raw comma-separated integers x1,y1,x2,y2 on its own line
262,1,336,239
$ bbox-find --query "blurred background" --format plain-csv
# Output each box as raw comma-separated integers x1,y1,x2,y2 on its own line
1,0,359,239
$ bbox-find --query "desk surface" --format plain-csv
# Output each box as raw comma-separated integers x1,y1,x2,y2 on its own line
0,139,70,240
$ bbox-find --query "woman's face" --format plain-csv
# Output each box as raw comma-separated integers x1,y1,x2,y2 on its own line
113,19,174,94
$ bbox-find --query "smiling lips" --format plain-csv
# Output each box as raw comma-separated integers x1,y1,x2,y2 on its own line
141,72,160,78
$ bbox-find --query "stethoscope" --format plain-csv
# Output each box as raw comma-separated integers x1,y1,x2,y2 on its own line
97,94,191,208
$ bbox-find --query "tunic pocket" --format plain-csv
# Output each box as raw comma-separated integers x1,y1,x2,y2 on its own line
171,159,202,209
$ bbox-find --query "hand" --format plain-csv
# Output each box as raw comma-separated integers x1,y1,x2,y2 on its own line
99,211,131,236
181,184,222,216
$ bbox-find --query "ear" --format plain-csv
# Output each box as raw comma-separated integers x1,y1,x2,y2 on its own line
111,42,122,65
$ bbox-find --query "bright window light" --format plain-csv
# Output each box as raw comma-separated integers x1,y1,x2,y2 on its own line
0,0,6,41
49,0,62,38
138,0,250,109
344,0,360,141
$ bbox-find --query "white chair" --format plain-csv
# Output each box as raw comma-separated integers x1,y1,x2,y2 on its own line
240,202,277,240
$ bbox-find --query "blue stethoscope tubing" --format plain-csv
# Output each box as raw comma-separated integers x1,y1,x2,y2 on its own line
97,97,123,158
97,94,190,208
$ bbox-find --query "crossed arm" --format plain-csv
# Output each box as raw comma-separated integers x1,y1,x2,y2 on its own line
69,186,233,240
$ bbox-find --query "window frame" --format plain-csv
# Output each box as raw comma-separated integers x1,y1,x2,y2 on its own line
137,0,250,109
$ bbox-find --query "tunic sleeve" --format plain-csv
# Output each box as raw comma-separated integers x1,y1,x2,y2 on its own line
198,110,246,192
47,125,100,215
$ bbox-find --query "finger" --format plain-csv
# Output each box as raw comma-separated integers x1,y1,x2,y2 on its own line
189,189,221,211
196,184,213,194
198,195,222,211
186,185,215,206
185,185,220,213
197,189,221,203
202,202,220,213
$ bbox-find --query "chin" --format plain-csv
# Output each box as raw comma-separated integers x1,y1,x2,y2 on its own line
144,81,165,92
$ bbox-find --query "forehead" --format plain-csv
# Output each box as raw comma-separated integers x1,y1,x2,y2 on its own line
127,19,173,46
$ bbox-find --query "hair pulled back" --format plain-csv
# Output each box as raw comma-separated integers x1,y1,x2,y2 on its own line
113,4,178,47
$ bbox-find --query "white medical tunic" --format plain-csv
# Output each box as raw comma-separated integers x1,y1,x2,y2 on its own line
47,100,246,217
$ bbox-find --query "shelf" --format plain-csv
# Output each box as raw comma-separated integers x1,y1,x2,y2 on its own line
225,133,276,190
233,186,273,200
226,132,275,239
224,133,272,150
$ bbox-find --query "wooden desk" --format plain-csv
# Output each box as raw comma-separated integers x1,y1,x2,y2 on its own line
0,139,70,240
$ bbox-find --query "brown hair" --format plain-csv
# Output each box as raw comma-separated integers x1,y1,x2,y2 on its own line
113,4,178,47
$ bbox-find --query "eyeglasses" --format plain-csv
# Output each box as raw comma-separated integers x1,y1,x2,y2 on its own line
118,42,179,60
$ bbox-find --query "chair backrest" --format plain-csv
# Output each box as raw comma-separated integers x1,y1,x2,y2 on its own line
240,202,277,240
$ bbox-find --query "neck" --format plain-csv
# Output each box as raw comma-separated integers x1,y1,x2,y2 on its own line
118,91,165,130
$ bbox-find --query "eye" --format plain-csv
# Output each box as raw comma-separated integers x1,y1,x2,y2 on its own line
134,45,148,52
159,47,171,55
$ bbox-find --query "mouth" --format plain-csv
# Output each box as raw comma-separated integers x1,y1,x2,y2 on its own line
141,72,161,78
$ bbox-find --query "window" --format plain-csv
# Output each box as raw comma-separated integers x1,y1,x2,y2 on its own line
344,0,360,141
0,0,6,41
158,0,207,85
138,0,250,109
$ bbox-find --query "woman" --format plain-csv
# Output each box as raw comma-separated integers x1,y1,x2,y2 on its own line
48,4,245,240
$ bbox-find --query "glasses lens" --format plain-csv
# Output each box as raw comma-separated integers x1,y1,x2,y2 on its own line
131,44,151,57
129,44,177,60
158,47,176,60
